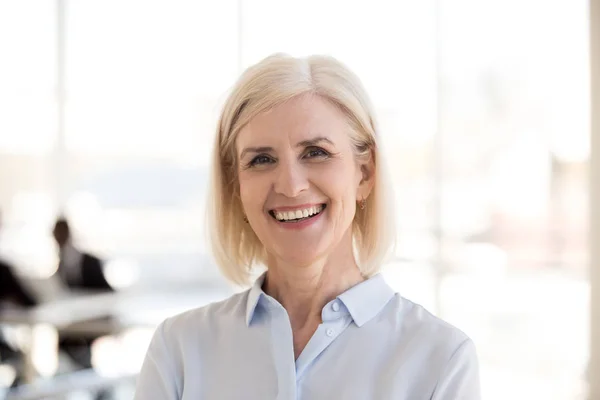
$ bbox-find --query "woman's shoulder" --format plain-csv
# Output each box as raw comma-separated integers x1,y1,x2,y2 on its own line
136,290,254,398
371,295,480,398
382,294,473,353
158,289,250,341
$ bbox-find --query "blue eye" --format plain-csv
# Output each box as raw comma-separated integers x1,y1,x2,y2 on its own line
249,155,274,166
305,148,329,158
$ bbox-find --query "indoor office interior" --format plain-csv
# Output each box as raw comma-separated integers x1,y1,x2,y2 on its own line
0,0,599,399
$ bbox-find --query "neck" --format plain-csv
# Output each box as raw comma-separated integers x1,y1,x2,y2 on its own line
262,236,364,333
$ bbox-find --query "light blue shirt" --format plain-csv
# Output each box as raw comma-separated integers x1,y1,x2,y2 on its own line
134,273,481,399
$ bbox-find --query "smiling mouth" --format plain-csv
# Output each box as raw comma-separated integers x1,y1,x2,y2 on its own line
269,204,327,223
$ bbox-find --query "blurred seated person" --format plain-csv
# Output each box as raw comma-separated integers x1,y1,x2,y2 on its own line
0,260,38,383
0,259,36,387
0,211,37,386
52,217,113,372
0,260,38,310
0,259,38,363
52,218,112,292
0,210,37,309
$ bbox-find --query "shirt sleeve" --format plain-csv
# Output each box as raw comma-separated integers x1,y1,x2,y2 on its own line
134,321,180,400
431,338,481,400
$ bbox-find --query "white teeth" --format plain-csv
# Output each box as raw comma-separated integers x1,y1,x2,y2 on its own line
273,205,325,221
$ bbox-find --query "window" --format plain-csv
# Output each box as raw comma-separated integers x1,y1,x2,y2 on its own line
0,0,57,276
62,0,239,287
0,1,589,397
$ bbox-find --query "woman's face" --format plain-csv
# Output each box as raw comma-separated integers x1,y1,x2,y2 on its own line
236,94,373,267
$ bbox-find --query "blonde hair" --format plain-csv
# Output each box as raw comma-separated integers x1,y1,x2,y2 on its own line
207,53,396,286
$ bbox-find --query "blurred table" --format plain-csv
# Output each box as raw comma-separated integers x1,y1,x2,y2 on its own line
0,287,231,383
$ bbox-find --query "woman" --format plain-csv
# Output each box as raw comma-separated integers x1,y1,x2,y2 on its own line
134,54,480,399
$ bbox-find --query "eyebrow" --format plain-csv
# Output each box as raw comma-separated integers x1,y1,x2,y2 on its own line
296,136,334,148
239,146,274,160
239,136,335,160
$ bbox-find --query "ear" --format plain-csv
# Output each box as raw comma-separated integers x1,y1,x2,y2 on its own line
356,151,375,201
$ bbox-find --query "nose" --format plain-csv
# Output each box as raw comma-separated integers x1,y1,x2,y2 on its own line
273,159,309,198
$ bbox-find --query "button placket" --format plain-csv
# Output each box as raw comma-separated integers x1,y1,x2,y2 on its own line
295,316,352,379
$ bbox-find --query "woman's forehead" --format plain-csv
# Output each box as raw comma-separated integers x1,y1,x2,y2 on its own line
236,95,349,149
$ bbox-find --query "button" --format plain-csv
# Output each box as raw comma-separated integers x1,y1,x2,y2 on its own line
326,328,335,337
332,302,340,312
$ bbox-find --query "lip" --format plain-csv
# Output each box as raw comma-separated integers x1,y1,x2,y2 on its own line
268,203,325,213
271,206,325,230
268,203,327,230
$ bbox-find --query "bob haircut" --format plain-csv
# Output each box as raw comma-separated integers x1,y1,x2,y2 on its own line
208,53,396,286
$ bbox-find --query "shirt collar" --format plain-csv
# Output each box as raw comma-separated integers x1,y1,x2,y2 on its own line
337,273,395,327
245,272,396,327
246,273,266,326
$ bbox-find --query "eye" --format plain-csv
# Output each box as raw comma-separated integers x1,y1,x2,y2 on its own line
248,154,274,167
304,147,329,159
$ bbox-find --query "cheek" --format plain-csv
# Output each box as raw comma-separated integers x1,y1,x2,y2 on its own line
320,160,360,192
237,174,252,209
238,172,268,210
313,163,359,208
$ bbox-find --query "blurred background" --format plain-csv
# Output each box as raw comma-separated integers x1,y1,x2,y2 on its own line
0,0,596,399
